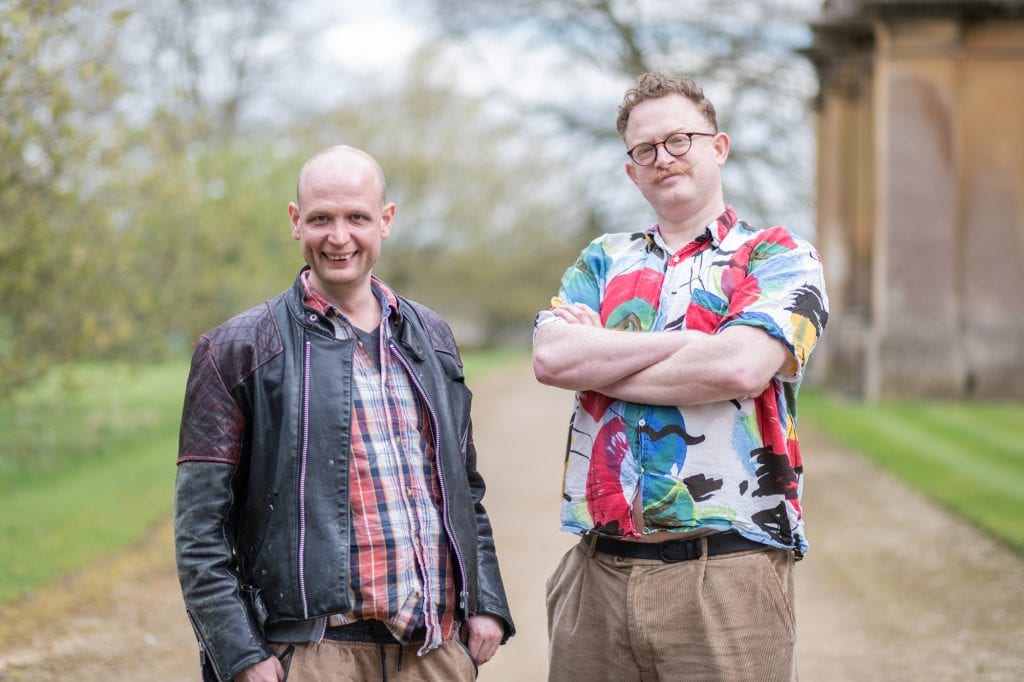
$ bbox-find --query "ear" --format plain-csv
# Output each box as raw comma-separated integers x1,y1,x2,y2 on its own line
625,160,640,187
379,202,396,240
713,132,731,166
288,203,301,240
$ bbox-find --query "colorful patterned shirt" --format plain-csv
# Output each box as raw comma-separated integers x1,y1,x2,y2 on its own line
534,207,828,553
302,273,457,653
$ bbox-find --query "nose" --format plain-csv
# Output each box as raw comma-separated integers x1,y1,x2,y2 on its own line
652,142,676,166
323,220,350,243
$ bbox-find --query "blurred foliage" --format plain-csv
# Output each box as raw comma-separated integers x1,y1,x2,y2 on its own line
2,0,818,395
0,1,595,396
429,0,821,234
0,0,295,394
106,131,300,351
0,0,129,393
291,54,596,344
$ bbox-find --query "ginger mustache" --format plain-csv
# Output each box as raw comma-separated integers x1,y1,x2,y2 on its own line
649,165,693,184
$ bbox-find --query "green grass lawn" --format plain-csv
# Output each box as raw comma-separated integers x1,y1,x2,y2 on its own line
0,361,188,602
0,349,524,604
799,391,1024,554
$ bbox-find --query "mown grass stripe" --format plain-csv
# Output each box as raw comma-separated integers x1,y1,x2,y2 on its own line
799,391,1024,553
912,405,1024,461
845,408,1024,499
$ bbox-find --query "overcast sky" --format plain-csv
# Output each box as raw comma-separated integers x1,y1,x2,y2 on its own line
315,0,429,77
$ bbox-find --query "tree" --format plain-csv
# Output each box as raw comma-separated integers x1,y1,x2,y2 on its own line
110,0,302,142
0,0,311,392
85,0,321,352
290,53,595,345
426,0,821,236
0,0,129,393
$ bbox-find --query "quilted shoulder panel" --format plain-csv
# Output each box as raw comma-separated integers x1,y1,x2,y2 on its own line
178,303,284,465
204,302,284,389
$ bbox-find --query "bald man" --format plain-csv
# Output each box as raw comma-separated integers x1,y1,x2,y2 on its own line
175,146,513,682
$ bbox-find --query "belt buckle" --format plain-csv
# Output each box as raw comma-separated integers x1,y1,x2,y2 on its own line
658,538,702,562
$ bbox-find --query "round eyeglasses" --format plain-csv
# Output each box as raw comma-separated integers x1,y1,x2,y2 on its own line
626,131,716,166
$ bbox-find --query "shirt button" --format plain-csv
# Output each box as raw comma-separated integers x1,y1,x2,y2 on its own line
638,418,646,427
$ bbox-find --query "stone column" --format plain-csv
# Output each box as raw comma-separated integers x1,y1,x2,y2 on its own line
814,41,875,395
958,22,1024,397
869,18,967,397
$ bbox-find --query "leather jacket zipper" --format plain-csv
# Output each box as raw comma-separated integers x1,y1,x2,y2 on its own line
388,341,470,612
185,609,222,681
298,339,312,617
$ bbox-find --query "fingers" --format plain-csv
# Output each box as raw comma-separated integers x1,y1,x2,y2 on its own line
461,615,504,664
467,630,501,663
551,302,601,327
233,655,284,682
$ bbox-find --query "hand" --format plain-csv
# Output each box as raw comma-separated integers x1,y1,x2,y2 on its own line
460,614,504,664
550,302,602,327
234,655,284,682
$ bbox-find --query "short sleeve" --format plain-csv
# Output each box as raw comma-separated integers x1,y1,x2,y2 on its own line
719,227,829,381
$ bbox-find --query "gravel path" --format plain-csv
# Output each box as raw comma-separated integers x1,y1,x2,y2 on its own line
2,362,1022,681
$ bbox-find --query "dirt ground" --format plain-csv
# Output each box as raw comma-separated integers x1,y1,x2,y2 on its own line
2,363,1022,681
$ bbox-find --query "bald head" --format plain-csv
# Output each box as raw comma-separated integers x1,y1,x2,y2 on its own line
295,145,388,209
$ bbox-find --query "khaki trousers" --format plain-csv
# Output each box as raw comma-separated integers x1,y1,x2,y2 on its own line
270,637,477,682
546,540,797,682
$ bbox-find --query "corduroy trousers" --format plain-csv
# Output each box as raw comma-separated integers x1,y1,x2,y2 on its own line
546,539,797,682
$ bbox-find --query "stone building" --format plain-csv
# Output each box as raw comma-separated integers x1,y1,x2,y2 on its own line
805,0,1024,398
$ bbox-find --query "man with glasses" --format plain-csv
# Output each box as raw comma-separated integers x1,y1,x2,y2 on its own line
533,72,828,680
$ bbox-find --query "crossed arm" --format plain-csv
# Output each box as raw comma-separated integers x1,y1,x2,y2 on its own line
532,302,789,406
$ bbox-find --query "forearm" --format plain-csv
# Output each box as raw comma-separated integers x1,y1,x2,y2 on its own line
532,322,684,391
599,326,789,406
599,355,748,406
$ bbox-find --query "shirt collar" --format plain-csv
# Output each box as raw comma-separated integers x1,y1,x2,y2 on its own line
300,270,401,324
710,205,739,245
648,205,738,253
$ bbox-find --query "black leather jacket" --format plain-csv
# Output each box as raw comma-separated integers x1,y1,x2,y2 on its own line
174,270,514,681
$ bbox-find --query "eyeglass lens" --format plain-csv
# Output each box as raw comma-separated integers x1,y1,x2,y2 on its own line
631,133,695,165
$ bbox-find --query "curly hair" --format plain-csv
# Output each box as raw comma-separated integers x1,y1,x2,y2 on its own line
615,72,718,139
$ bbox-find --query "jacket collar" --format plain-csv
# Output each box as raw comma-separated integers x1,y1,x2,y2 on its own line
292,268,424,361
